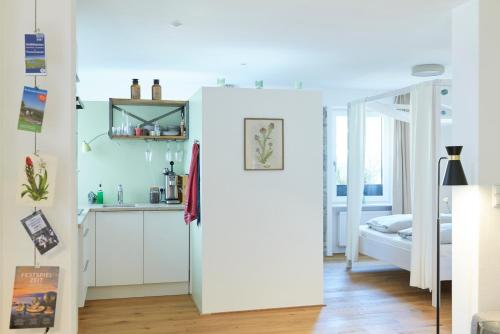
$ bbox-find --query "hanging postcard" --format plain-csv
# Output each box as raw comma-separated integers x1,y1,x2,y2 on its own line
25,33,47,75
18,154,57,207
18,86,47,133
10,266,59,329
20,210,59,255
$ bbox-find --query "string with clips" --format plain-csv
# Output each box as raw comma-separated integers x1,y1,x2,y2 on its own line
31,0,49,333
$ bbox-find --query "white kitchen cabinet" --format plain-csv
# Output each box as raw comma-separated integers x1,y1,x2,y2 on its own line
87,211,96,287
78,211,95,307
96,211,144,286
144,211,189,284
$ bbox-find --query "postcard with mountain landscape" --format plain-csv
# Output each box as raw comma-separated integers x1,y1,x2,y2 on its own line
18,86,47,133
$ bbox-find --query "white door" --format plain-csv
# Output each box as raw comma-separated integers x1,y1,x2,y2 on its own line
144,211,189,284
96,211,144,286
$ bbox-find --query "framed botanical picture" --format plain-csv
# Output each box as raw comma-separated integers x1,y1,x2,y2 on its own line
244,118,284,170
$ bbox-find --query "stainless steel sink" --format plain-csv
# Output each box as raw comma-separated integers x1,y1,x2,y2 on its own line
102,204,137,208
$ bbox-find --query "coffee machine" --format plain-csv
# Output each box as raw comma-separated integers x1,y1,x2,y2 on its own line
163,161,180,204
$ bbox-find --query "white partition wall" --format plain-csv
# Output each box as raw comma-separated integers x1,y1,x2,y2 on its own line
452,0,500,332
0,0,77,333
188,87,323,314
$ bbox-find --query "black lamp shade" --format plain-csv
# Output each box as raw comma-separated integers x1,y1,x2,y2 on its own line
443,146,468,186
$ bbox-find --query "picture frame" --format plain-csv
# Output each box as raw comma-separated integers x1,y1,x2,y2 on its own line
244,118,284,170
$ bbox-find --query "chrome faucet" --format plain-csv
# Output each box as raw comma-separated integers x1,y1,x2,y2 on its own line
117,184,123,205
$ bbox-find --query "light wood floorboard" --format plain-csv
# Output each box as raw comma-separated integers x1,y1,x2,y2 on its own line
79,256,451,333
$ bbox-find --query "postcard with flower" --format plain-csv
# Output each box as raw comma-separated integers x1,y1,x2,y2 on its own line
244,118,284,170
18,154,57,207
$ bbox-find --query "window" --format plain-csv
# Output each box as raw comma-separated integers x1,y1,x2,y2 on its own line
331,110,392,203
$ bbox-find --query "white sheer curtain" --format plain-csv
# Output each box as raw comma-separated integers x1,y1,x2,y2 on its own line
345,101,366,267
393,119,412,214
409,83,438,291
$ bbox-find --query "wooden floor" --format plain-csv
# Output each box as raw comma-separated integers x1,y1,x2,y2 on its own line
79,256,451,334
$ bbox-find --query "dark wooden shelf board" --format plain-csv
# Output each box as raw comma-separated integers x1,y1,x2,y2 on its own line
110,135,186,141
110,98,187,107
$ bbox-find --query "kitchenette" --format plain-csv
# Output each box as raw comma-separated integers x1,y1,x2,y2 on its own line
77,80,195,307
76,86,323,315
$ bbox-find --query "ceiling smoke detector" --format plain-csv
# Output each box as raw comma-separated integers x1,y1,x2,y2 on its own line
170,20,183,28
411,64,445,77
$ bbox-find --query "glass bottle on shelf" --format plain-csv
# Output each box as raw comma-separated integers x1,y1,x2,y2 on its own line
154,121,160,136
152,79,162,100
179,110,186,137
131,79,141,99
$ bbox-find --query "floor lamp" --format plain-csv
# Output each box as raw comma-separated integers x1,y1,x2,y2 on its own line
436,146,468,334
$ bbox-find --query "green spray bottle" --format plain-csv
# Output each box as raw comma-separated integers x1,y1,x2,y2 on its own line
97,184,104,204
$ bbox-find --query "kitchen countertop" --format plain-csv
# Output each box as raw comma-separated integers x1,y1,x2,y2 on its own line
77,203,184,225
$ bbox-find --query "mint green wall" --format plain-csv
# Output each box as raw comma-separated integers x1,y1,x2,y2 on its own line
77,101,186,205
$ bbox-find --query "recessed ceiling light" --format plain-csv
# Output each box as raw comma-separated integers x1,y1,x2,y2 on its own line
411,64,445,77
170,20,183,28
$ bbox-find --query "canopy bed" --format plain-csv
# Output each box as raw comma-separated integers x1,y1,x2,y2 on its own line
345,79,453,306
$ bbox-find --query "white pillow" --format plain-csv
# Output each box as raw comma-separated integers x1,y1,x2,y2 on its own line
366,214,412,233
396,224,452,244
398,227,413,240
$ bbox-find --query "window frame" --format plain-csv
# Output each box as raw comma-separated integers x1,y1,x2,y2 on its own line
330,108,393,205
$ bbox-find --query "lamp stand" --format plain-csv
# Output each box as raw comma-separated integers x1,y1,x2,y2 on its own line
436,157,447,334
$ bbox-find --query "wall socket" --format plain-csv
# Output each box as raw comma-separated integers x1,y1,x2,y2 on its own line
492,185,500,208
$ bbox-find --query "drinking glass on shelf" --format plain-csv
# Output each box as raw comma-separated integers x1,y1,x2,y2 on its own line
165,142,173,162
174,142,184,162
145,142,153,162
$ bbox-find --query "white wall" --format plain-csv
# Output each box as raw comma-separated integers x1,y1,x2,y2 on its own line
0,0,5,320
194,87,323,314
186,89,203,311
0,0,77,333
452,0,500,332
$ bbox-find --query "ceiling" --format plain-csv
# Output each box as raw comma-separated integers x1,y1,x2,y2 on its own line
76,0,466,102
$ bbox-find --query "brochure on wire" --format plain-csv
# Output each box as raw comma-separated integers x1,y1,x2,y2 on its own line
20,210,59,255
25,33,47,75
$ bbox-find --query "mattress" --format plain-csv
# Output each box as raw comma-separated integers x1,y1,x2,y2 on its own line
359,225,411,251
359,225,452,279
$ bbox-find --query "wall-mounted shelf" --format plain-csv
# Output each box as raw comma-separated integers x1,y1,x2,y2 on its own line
110,98,187,107
111,135,186,141
109,98,189,141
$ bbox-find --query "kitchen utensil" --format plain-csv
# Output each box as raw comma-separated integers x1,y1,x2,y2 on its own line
88,191,97,204
162,130,179,136
149,187,160,204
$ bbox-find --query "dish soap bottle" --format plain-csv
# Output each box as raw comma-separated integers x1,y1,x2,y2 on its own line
152,79,162,100
97,184,104,204
131,79,141,99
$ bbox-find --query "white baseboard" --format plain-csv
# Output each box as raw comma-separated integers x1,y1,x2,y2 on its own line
86,282,189,301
